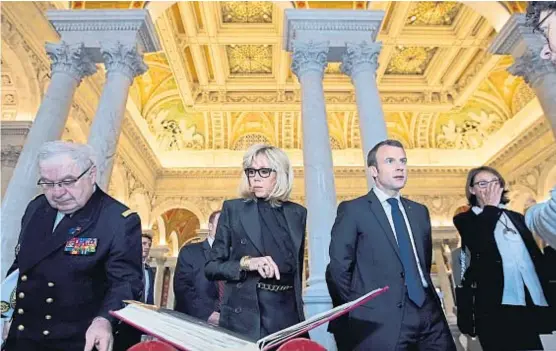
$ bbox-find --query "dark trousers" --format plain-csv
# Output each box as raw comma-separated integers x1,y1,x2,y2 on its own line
477,289,552,351
395,289,456,351
3,337,84,351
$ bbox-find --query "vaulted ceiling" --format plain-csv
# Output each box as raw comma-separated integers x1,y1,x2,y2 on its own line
64,1,532,165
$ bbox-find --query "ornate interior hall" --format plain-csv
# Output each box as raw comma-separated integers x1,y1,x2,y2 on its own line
1,1,554,349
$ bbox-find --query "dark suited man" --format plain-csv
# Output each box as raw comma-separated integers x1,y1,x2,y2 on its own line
142,234,155,305
3,141,143,351
174,210,221,325
205,144,307,340
328,139,455,351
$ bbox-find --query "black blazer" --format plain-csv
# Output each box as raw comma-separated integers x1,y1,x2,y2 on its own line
328,190,442,350
453,206,556,314
7,188,143,344
205,198,307,340
174,240,219,320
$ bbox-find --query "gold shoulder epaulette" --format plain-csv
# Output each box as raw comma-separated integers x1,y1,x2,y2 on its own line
121,209,135,218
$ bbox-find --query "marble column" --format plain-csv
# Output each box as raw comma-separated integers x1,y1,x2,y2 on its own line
341,41,387,189
433,245,455,317
166,263,176,309
489,14,556,139
153,257,167,307
0,42,96,278
291,40,337,351
88,41,147,190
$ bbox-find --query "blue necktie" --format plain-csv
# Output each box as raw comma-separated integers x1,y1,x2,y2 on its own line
386,198,425,307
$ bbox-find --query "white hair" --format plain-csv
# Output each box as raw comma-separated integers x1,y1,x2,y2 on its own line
239,144,293,207
37,141,97,172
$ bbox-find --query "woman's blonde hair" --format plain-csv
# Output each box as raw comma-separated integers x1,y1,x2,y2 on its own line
239,144,293,206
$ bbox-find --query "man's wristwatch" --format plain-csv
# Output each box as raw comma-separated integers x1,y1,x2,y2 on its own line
240,256,251,271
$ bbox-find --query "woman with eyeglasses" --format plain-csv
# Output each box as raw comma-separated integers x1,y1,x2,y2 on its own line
205,144,307,341
453,166,555,350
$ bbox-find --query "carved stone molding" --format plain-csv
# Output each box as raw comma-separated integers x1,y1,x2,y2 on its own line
341,41,381,77
45,41,97,82
291,41,329,78
1,145,23,168
100,41,148,82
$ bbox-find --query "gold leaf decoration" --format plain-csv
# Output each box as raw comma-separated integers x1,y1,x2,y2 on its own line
385,47,438,75
226,45,273,75
406,2,462,26
221,2,272,24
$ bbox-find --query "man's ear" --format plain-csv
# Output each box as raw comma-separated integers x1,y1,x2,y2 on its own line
90,165,97,184
369,165,378,178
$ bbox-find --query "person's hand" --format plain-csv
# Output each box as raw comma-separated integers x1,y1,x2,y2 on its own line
2,319,11,342
207,312,220,326
84,317,113,351
481,181,503,207
248,256,280,280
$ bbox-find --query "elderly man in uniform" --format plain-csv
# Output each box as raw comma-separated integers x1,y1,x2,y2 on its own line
2,141,143,351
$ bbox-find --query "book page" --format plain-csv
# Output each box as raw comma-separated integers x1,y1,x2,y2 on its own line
112,304,258,351
257,286,389,350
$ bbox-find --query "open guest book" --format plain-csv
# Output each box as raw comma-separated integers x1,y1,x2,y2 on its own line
111,286,389,351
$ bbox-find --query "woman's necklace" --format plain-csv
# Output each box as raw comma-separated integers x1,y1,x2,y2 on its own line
499,214,517,235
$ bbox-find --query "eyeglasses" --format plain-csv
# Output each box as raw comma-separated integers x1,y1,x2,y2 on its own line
472,179,500,189
37,164,93,190
244,168,275,178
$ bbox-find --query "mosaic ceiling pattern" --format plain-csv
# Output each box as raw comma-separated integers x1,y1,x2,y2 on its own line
405,2,463,26
221,1,273,24
226,45,273,75
385,47,438,75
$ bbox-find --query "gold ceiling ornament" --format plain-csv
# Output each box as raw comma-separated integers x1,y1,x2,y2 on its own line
226,45,273,75
325,62,342,75
385,46,438,75
70,1,146,10
406,2,462,26
221,1,273,24
231,134,271,150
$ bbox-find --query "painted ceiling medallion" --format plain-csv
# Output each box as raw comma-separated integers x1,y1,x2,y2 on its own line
226,45,272,75
406,2,462,26
385,47,438,75
221,1,272,24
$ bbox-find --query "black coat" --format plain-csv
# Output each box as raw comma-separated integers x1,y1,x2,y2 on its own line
6,188,143,346
144,264,155,305
205,198,307,340
328,190,444,350
453,206,556,315
174,240,219,320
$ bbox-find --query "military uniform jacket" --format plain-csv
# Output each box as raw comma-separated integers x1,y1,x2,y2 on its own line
6,188,143,343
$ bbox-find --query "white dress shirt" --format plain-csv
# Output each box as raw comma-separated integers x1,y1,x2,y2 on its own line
143,265,150,303
373,187,428,287
207,236,215,247
472,206,548,307
53,212,65,232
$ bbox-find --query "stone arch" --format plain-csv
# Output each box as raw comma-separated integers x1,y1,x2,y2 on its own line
168,230,180,257
0,41,40,121
150,198,206,228
157,208,201,248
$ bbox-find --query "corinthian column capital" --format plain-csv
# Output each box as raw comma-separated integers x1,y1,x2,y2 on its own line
509,48,556,88
291,40,329,79
100,41,148,82
45,42,97,81
341,41,381,77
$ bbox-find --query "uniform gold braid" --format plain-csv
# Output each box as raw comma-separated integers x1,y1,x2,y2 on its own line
9,288,16,308
0,301,9,314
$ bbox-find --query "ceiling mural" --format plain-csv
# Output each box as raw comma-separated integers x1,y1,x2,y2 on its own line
405,2,463,26
221,1,273,24
161,208,200,248
146,99,205,151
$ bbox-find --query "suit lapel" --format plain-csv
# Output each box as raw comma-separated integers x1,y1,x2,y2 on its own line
367,190,401,262
17,202,57,268
19,188,104,273
282,203,303,257
202,239,211,261
239,200,264,256
401,197,427,270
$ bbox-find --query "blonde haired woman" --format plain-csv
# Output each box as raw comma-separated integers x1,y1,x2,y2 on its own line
205,144,307,340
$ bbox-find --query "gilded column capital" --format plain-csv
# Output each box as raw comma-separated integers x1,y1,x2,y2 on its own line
45,42,97,82
291,40,329,79
100,41,148,82
509,48,556,88
341,41,382,77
